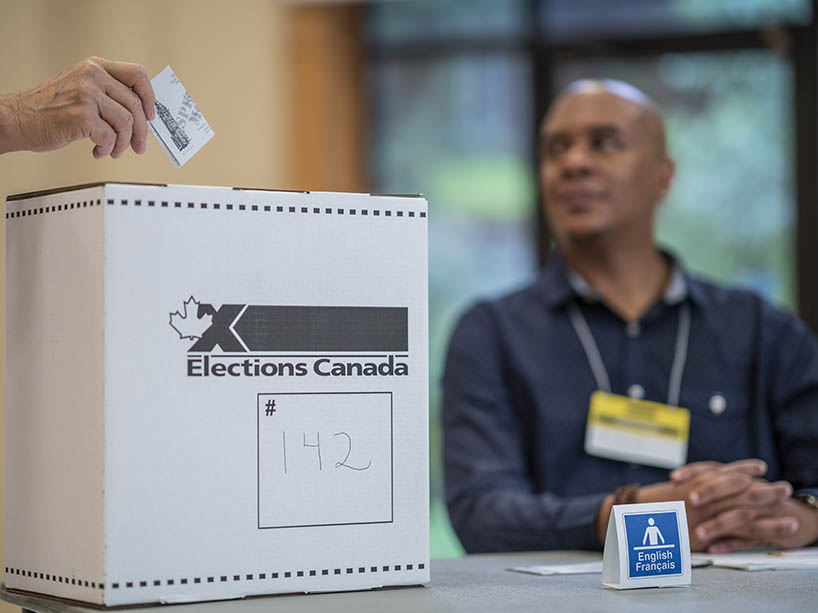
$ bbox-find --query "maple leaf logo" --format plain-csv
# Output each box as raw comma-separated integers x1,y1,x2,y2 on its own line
169,296,213,341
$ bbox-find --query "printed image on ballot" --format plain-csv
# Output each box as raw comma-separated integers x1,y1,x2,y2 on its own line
155,100,190,151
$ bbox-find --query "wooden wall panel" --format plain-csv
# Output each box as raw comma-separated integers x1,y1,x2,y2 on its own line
289,5,368,192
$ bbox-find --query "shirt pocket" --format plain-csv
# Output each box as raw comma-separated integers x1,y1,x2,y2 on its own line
681,382,752,463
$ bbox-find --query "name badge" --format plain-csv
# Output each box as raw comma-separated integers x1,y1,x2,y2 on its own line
602,501,691,590
585,390,690,469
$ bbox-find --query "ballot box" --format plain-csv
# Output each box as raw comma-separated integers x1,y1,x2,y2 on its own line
4,183,429,606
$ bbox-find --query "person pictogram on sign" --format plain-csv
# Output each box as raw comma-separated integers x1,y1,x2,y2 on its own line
643,517,665,546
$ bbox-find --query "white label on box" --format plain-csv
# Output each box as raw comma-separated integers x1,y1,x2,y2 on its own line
257,392,393,528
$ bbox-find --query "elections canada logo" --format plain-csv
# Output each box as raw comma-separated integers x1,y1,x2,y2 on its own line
169,296,409,378
624,511,682,579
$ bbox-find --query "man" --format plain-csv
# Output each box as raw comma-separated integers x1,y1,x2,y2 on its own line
0,56,155,159
443,79,818,554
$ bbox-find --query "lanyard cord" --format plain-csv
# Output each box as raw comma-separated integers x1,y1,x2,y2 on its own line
566,301,691,407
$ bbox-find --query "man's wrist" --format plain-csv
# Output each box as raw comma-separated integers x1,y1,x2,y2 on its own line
614,483,641,505
792,495,818,546
794,493,818,512
596,494,615,543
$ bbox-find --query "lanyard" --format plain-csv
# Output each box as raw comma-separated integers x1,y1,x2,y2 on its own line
566,300,691,407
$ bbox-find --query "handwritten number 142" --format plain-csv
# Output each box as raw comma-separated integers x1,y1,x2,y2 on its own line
281,431,372,474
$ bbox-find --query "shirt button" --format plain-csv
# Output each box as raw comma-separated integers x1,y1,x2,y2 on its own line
626,322,641,338
628,384,645,400
709,394,727,415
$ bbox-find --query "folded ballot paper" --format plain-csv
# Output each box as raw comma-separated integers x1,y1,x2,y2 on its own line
147,66,214,166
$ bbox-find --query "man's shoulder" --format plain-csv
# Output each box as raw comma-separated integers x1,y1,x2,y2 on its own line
687,273,807,335
687,274,760,307
446,278,555,364
461,277,548,320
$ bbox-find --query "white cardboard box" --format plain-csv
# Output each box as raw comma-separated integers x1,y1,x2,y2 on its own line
4,182,429,606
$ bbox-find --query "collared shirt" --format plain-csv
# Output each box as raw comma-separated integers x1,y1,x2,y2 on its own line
442,252,818,553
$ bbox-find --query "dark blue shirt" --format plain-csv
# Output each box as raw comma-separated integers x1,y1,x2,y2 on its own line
443,253,818,553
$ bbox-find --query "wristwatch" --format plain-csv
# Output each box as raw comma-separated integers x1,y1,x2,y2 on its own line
794,493,818,511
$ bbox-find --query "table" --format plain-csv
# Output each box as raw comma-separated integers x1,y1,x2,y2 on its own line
3,551,816,612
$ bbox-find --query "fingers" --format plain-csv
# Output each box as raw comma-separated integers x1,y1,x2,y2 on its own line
670,461,721,482
95,57,155,121
101,73,148,154
695,507,759,544
702,480,792,516
79,57,152,158
688,470,755,507
706,538,763,554
700,515,799,551
750,516,800,544
87,115,116,159
94,96,133,159
671,459,767,483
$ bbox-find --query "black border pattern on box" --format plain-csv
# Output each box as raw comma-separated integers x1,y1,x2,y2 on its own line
5,198,427,220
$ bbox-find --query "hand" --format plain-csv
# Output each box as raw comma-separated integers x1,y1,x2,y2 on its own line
595,459,792,550
642,460,791,550
668,460,801,552
0,56,155,158
698,498,818,553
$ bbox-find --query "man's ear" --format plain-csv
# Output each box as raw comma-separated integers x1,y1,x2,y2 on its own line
657,157,675,201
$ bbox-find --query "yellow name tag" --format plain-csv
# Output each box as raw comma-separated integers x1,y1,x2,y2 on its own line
584,391,691,469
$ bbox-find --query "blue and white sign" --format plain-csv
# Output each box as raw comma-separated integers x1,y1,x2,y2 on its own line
602,501,691,589
624,511,681,578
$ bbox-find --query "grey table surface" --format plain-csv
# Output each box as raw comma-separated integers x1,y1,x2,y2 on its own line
3,551,817,613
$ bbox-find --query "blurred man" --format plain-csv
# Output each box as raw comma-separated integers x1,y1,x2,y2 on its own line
0,56,155,159
443,80,818,553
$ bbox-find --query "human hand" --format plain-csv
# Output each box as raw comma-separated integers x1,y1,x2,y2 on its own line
0,56,155,158
637,459,792,551
670,461,818,552
694,497,818,553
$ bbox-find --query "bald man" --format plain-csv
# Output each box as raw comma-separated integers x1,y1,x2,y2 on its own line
443,80,818,554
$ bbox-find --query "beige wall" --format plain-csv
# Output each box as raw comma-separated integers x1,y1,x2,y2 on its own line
0,1,292,610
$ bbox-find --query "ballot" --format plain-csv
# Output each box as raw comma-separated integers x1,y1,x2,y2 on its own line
148,66,214,167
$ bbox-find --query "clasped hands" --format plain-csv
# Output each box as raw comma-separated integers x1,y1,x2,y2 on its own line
652,459,812,552
598,459,818,552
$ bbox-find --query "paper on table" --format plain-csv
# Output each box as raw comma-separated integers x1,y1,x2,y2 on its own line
148,66,214,167
508,561,603,576
693,548,818,571
509,558,712,576
768,547,818,558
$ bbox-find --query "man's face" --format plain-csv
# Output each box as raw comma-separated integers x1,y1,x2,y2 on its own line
539,92,673,244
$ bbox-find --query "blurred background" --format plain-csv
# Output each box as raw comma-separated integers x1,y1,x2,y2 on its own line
2,0,817,604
